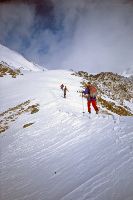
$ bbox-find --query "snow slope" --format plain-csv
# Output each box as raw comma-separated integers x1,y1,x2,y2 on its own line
0,44,45,71
122,67,133,77
0,70,133,200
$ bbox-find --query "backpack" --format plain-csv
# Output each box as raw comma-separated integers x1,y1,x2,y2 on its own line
88,85,97,97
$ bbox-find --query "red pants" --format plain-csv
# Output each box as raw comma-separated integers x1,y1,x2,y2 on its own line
87,100,98,112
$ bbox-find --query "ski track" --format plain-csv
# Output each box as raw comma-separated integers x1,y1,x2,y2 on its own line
0,71,133,200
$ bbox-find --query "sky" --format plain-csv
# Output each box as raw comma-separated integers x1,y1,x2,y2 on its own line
0,0,133,72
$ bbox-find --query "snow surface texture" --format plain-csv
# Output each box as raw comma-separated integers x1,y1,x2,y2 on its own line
0,44,45,71
0,70,133,200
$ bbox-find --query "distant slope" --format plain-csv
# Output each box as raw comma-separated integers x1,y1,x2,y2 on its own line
0,44,46,71
122,67,133,77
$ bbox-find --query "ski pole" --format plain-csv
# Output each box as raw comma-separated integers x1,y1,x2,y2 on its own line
82,94,85,115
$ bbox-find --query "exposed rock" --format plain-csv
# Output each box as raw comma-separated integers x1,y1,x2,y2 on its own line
23,122,34,128
0,100,39,134
0,63,22,78
73,71,133,116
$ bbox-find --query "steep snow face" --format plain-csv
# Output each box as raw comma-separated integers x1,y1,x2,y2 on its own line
0,70,133,200
0,44,46,71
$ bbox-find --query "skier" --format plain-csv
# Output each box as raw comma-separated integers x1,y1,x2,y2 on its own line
60,84,64,90
82,82,99,114
64,86,69,98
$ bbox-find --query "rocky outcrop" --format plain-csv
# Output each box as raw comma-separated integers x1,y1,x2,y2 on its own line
0,62,22,78
0,100,39,134
72,71,133,116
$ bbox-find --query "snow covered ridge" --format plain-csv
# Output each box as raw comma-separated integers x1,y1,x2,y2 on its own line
0,44,47,72
0,70,133,200
73,71,133,116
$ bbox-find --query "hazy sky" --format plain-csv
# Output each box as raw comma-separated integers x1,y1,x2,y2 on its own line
0,0,133,72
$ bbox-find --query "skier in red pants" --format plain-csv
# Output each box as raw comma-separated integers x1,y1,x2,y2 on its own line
82,82,99,114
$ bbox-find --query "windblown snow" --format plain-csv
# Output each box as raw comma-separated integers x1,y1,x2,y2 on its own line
0,69,133,200
0,44,45,71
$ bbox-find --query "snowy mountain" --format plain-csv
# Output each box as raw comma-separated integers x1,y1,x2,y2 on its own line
0,44,46,72
0,66,133,200
0,45,133,200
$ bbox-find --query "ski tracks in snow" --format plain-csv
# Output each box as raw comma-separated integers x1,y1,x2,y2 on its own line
38,88,133,200
1,71,133,200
